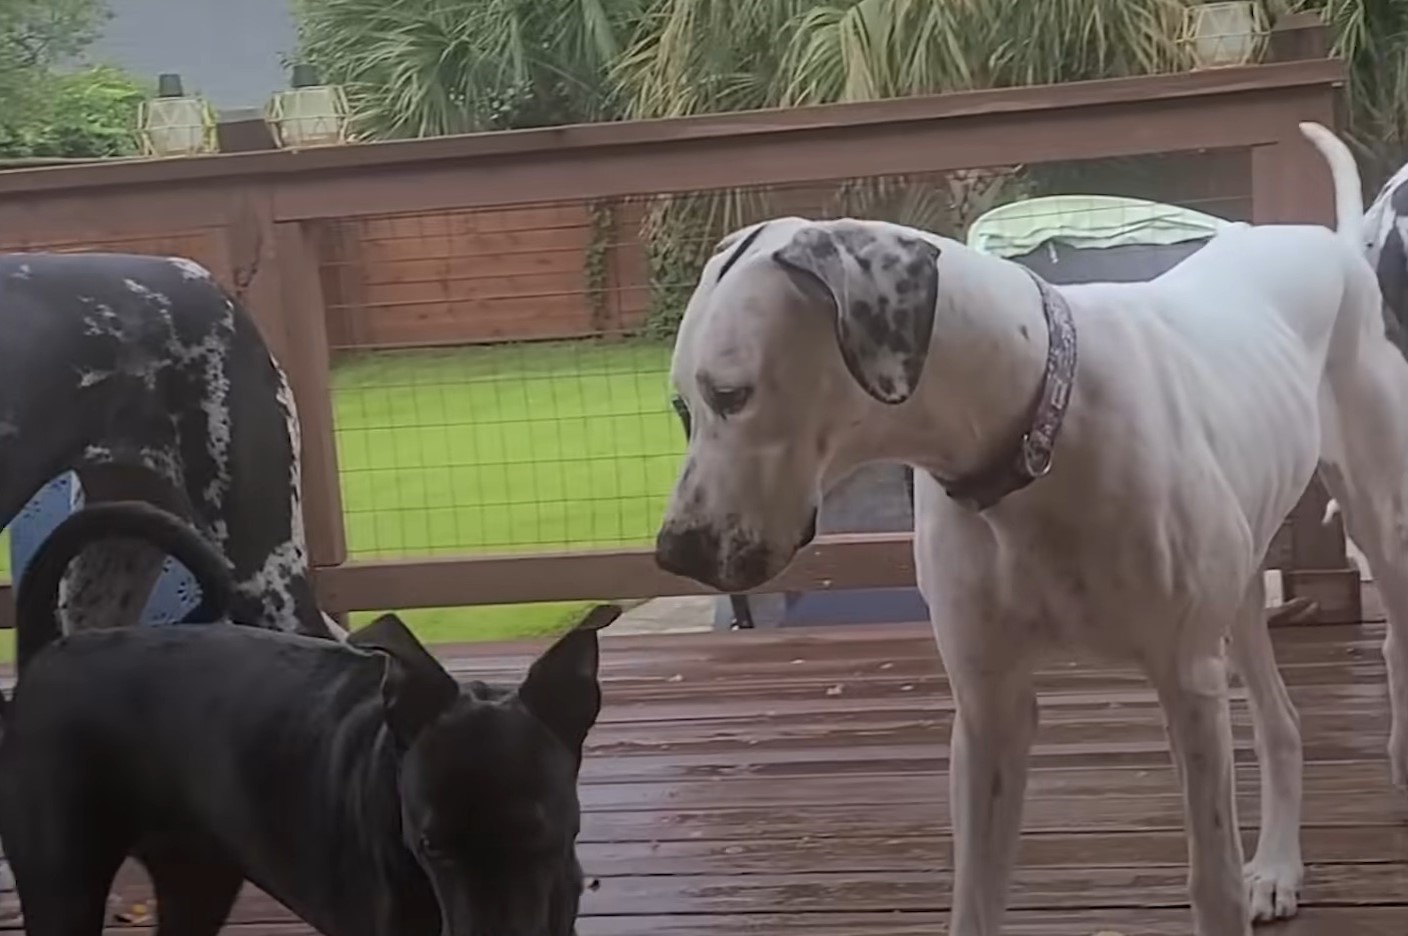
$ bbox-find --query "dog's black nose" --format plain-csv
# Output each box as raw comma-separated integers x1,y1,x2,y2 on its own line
655,524,721,584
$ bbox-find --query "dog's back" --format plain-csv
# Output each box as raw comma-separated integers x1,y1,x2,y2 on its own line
3,623,382,824
0,254,264,507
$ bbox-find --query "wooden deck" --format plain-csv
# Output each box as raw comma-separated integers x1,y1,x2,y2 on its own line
20,600,1408,935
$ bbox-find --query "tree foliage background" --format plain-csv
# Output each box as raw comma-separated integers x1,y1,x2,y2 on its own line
0,0,148,159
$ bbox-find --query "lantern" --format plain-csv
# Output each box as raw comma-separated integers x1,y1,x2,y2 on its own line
267,64,350,149
1179,1,1270,69
137,73,217,157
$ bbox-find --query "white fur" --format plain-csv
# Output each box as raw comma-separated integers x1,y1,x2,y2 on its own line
660,123,1408,934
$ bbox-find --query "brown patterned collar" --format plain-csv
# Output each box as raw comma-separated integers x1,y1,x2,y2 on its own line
939,268,1078,512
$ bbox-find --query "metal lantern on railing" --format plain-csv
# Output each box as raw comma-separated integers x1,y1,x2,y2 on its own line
137,73,217,157
1178,1,1270,68
267,64,350,149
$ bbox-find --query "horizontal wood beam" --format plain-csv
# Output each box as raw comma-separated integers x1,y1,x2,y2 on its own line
310,534,919,613
0,515,1330,626
313,515,1298,613
0,61,1344,225
272,85,1338,222
0,517,1299,615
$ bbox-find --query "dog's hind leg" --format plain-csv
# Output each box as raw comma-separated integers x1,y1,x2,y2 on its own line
141,847,242,936
55,538,166,633
5,839,123,936
58,463,195,632
1320,447,1408,793
1319,273,1408,795
1229,573,1303,921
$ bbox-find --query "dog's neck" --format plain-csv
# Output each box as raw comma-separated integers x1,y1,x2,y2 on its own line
256,677,439,936
847,245,1053,484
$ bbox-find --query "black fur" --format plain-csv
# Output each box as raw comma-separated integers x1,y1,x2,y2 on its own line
0,253,328,636
0,502,613,936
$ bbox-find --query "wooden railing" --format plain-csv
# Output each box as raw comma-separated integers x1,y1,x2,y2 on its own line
0,16,1362,624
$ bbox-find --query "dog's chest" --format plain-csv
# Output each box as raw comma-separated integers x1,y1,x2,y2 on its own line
967,511,1200,653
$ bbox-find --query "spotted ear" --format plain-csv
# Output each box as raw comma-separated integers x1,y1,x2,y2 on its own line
772,222,941,404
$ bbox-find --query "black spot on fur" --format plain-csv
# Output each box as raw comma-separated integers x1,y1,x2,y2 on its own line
671,395,692,439
725,528,771,587
1392,178,1408,216
771,224,941,403
1377,225,1408,361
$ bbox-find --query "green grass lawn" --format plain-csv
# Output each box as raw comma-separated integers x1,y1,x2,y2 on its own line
333,338,683,643
0,339,685,657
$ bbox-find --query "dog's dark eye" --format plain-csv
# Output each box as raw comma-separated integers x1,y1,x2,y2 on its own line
706,385,752,417
670,395,692,439
419,833,447,858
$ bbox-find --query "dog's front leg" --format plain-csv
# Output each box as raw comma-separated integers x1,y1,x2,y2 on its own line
1231,577,1303,921
941,644,1038,936
1154,652,1250,936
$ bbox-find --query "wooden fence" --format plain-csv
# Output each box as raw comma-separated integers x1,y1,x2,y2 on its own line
0,14,1363,624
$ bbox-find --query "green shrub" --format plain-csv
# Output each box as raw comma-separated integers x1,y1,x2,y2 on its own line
0,65,148,160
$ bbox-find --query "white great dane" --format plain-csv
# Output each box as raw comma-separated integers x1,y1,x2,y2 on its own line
654,122,1408,935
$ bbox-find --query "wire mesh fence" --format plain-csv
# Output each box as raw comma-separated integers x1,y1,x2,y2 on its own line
319,147,1254,565
0,144,1261,635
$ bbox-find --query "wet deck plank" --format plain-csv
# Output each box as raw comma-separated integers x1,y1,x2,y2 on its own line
10,597,1408,935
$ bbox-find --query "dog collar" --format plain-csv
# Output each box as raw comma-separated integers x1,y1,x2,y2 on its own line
938,268,1077,512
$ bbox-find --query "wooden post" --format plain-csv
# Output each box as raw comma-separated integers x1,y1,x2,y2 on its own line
273,221,348,571
1268,13,1329,64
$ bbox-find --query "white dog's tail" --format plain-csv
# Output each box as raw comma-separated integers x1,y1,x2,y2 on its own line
1299,121,1365,240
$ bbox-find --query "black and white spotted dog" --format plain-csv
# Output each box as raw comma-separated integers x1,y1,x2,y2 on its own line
1366,162,1408,357
0,253,334,639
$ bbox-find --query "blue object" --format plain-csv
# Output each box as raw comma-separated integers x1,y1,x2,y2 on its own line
7,472,201,626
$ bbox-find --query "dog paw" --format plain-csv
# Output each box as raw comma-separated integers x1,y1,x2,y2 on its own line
1389,730,1408,796
1245,859,1302,923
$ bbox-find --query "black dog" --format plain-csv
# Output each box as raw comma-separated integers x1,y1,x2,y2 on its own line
0,501,613,936
0,252,331,636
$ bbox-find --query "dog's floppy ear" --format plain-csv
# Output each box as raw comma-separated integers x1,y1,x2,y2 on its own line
772,221,941,404
349,613,459,747
518,604,618,761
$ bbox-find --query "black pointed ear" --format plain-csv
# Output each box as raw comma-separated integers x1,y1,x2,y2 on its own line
772,221,941,404
349,613,459,747
518,605,618,760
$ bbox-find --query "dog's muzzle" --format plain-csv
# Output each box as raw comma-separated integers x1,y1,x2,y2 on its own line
655,511,817,592
654,524,728,586
653,525,768,592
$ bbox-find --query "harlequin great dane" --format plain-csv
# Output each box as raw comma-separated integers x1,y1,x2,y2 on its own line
1365,153,1408,359
655,122,1408,935
0,252,337,639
